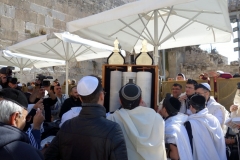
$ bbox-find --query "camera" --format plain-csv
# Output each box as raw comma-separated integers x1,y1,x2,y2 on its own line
36,74,53,87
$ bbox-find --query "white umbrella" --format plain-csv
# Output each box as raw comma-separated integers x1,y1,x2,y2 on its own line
7,32,113,94
0,50,65,82
67,0,232,77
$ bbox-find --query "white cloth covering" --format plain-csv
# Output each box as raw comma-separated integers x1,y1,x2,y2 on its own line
107,106,166,160
188,108,227,160
206,96,229,134
165,113,193,160
59,107,82,127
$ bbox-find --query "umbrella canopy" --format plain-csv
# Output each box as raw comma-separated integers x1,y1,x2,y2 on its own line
7,32,113,94
67,0,232,66
0,50,65,82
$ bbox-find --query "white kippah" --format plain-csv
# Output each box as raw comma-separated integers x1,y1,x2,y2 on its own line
77,76,99,96
201,83,211,91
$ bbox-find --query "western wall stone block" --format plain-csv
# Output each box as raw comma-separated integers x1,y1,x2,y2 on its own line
65,15,74,22
29,11,37,23
51,10,65,21
5,0,21,7
37,14,45,25
45,0,53,8
0,39,12,49
53,19,66,30
14,19,25,33
4,4,15,18
35,24,46,35
68,6,81,17
33,0,44,6
1,16,13,30
30,3,48,15
45,15,53,27
0,29,18,41
54,2,64,14
15,9,30,21
62,3,69,14
0,3,4,15
16,1,30,10
26,22,36,33
0,0,9,4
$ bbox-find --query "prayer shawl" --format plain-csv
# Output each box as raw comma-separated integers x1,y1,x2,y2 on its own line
207,96,229,134
188,108,227,160
107,106,166,160
165,113,193,160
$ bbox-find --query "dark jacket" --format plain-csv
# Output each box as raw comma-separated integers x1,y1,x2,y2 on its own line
59,96,82,118
0,123,43,160
33,97,57,122
44,103,128,160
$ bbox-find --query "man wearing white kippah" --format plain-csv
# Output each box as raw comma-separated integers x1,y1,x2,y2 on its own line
195,83,229,133
44,75,128,160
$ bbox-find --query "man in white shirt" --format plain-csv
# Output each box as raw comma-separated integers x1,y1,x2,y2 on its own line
59,107,82,127
195,83,229,132
178,79,198,114
158,83,184,113
159,93,193,160
185,95,227,160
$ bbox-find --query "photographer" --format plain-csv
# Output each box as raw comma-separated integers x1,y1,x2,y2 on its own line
29,76,57,122
0,67,13,89
8,77,22,91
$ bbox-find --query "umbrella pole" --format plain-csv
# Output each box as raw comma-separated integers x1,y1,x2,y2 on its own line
65,42,70,97
65,60,69,96
162,50,166,81
154,10,159,65
20,68,23,83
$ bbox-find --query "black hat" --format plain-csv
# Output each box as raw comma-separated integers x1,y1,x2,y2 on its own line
119,82,142,109
0,67,12,75
189,94,205,111
0,88,28,109
163,93,181,116
8,77,18,84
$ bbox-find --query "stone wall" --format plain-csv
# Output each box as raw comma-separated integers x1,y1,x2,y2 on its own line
167,46,239,80
0,0,136,50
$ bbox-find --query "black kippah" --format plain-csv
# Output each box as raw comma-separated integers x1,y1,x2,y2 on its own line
163,93,181,115
0,88,28,109
189,94,205,110
119,83,141,109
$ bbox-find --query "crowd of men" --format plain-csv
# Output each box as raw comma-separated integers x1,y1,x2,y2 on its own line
0,66,239,160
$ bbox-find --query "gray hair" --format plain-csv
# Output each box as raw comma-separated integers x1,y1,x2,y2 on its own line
0,100,23,123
